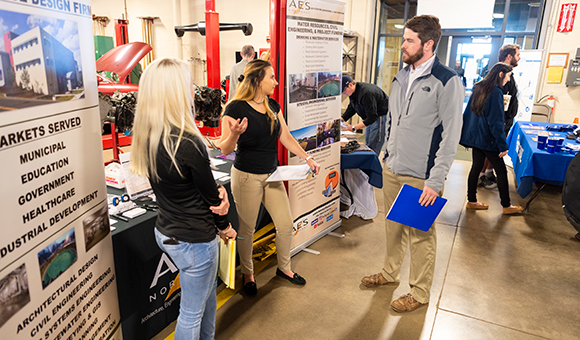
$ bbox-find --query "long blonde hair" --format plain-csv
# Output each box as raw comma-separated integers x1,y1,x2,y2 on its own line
131,58,203,182
225,59,277,134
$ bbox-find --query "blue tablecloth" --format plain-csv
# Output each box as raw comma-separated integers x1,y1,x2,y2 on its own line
506,121,576,198
340,150,383,188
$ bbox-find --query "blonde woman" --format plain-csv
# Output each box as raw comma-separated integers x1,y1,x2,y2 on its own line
131,58,236,340
220,59,320,296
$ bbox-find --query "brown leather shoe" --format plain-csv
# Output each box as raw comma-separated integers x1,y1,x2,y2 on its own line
466,202,489,210
361,273,397,287
391,293,426,312
502,205,524,215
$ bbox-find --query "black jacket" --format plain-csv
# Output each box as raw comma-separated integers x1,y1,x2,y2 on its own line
151,131,229,243
503,74,518,131
342,82,389,126
460,86,509,152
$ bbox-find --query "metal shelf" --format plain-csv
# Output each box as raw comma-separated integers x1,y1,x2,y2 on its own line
343,33,358,79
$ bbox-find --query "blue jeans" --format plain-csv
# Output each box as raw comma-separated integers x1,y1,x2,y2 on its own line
365,114,387,155
155,228,219,340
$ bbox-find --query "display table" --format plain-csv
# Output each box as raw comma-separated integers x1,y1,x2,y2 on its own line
507,121,577,209
109,198,172,340
341,150,383,188
340,150,383,219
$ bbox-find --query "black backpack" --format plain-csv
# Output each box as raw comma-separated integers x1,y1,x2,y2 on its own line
562,152,580,232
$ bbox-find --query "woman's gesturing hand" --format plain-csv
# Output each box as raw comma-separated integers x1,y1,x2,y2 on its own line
228,117,248,136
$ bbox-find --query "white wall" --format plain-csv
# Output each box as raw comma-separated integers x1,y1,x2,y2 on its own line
92,0,270,85
537,0,580,123
91,0,177,59
343,0,375,82
91,0,375,87
341,0,376,123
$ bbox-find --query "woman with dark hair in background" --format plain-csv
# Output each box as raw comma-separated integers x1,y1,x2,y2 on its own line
460,62,524,215
220,59,320,296
131,58,236,340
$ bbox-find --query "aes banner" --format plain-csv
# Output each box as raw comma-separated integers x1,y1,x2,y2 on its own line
285,0,345,251
0,1,122,340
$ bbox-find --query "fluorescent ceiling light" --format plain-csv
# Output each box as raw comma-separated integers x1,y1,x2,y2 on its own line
493,13,504,19
394,24,404,29
472,36,492,43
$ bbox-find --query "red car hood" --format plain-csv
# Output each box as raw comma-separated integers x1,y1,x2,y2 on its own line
96,42,152,84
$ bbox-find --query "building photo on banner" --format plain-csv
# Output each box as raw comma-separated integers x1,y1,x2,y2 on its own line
285,0,345,253
0,1,122,340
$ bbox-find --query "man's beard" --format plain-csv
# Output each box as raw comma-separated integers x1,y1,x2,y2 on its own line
402,47,424,66
510,57,518,67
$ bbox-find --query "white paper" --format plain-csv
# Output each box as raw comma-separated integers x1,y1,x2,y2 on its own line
548,54,568,67
266,164,312,182
211,158,227,166
340,137,350,143
119,152,153,199
341,130,356,135
212,170,229,180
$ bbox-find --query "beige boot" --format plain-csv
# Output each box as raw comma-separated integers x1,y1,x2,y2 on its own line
391,293,427,312
361,273,397,287
466,202,489,210
503,205,524,215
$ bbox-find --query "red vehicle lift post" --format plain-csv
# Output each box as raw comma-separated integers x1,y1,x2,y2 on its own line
205,0,221,89
173,1,254,138
271,0,288,167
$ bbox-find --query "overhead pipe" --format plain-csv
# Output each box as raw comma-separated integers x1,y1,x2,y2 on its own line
174,22,253,37
173,0,253,89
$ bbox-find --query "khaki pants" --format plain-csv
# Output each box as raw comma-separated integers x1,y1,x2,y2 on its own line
231,167,293,274
382,167,441,304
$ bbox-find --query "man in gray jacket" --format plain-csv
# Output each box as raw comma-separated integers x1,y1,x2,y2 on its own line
228,45,254,97
361,15,464,313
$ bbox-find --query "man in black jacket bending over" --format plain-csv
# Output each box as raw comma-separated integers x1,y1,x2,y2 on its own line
341,75,389,155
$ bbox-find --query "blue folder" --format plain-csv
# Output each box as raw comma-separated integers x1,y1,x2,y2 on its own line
386,184,447,231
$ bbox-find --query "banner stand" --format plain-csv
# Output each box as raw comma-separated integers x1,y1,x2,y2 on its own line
0,1,122,339
290,221,341,256
284,0,346,252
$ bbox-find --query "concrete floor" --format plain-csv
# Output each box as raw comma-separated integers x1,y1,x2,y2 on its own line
156,159,580,340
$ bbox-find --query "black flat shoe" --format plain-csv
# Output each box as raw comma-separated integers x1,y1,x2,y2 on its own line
242,277,257,296
276,268,306,285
